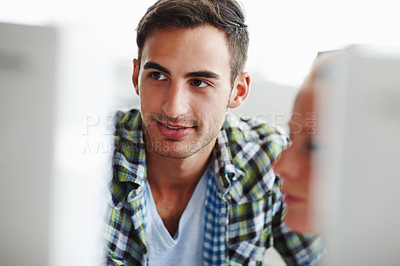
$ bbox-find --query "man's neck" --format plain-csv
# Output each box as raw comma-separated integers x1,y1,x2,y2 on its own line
145,140,214,237
145,142,213,195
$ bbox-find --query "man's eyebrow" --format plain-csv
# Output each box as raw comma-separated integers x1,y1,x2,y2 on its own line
143,62,170,75
185,71,220,79
143,62,219,80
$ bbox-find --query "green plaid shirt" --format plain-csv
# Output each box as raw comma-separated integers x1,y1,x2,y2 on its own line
104,109,325,265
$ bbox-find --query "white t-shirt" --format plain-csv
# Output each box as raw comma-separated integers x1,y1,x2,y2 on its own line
145,167,209,266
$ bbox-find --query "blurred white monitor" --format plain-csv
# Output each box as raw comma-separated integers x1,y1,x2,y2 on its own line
314,45,400,265
0,22,57,266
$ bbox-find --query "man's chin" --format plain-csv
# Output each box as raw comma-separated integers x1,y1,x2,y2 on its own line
153,149,192,159
150,142,200,159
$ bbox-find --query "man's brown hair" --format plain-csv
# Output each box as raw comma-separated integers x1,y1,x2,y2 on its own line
136,0,249,86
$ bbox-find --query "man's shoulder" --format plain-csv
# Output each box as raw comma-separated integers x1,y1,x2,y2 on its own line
114,108,143,143
217,113,289,200
115,108,141,128
223,112,289,157
112,108,146,189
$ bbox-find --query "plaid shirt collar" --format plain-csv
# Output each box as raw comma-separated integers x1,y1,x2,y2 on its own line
212,124,246,200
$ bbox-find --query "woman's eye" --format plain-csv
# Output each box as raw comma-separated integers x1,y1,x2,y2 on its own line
150,72,166,81
306,140,318,151
191,79,208,88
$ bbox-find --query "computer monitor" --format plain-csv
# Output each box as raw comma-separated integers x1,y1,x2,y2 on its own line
0,22,57,266
313,45,400,265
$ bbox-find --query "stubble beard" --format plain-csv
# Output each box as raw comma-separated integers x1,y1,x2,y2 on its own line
143,95,232,159
143,113,221,159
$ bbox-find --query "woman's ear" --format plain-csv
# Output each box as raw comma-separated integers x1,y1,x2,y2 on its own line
229,72,251,109
132,59,139,95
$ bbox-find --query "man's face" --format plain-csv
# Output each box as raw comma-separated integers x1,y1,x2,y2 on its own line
133,25,239,159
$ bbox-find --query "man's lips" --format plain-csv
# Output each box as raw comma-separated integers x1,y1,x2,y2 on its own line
156,120,195,139
158,121,192,129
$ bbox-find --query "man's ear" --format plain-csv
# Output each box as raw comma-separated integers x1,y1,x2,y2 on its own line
229,72,251,109
132,59,140,95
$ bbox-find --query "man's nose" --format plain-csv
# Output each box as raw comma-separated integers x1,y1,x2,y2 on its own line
162,80,190,119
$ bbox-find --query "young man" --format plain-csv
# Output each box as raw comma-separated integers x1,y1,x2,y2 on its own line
105,0,325,265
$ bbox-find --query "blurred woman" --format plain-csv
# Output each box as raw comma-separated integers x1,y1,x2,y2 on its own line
273,53,332,232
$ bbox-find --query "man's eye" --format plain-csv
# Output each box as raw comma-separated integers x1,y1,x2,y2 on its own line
191,79,208,88
150,72,167,80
